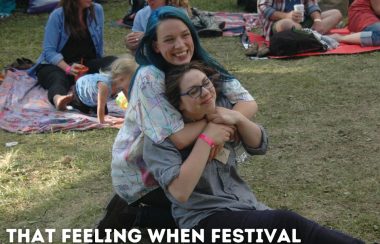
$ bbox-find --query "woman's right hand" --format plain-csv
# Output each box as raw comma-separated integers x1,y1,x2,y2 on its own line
288,10,303,23
69,63,86,76
202,122,235,146
125,32,144,50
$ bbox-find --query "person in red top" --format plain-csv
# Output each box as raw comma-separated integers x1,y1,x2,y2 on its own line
348,0,380,32
329,0,380,46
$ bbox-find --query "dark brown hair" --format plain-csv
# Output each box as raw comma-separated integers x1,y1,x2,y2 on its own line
60,0,96,39
165,61,220,110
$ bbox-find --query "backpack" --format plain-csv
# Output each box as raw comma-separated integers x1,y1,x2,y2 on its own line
269,28,327,56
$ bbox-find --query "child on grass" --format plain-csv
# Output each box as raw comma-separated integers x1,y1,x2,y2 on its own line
66,56,137,124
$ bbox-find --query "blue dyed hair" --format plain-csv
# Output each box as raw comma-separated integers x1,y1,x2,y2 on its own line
135,6,233,80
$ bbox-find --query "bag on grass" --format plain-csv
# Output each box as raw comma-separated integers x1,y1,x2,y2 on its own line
269,27,327,56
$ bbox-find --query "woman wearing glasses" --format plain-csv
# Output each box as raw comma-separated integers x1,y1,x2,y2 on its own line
101,6,257,232
143,61,364,244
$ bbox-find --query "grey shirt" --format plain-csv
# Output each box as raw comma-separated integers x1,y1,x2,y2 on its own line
143,97,270,228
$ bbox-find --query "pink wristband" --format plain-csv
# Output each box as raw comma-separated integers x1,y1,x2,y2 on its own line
198,133,215,148
65,66,71,75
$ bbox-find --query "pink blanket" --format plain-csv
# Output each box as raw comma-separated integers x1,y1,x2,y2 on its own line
0,70,125,133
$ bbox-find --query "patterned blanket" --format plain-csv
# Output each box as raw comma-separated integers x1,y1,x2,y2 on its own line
114,12,261,37
214,12,260,37
0,70,125,134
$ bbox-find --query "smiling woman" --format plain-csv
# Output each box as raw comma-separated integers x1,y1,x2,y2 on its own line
97,6,259,233
153,18,194,65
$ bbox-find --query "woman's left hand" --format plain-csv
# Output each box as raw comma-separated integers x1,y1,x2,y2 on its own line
207,107,242,125
207,107,241,142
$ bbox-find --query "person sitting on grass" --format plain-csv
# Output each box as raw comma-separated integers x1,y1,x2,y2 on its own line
143,60,364,244
329,0,380,47
28,0,117,111
257,0,342,41
62,56,137,124
125,0,191,54
96,6,258,237
348,0,380,33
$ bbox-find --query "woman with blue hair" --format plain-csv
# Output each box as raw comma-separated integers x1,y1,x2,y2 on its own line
97,6,258,233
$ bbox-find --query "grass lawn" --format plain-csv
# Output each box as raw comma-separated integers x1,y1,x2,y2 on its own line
0,0,379,243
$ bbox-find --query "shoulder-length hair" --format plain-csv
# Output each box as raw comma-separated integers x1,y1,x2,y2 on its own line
60,0,96,39
165,61,221,111
135,6,233,81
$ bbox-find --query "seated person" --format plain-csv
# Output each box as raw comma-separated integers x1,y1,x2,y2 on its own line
258,0,342,41
330,0,380,46
348,0,380,32
143,61,364,244
125,0,191,53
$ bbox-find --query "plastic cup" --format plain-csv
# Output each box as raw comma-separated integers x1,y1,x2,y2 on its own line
293,4,305,22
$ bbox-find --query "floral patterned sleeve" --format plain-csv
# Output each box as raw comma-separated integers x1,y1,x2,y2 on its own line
130,65,184,143
221,78,254,104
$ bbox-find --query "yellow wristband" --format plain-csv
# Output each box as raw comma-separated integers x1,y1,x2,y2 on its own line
314,18,322,22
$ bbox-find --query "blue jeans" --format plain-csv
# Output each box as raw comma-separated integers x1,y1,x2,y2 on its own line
364,22,380,32
360,22,380,46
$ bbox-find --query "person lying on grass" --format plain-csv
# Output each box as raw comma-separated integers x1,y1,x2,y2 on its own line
143,60,364,244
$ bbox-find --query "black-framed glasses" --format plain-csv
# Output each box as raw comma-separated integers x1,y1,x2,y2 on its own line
180,77,213,98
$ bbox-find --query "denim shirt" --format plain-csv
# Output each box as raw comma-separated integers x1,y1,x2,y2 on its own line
28,3,104,77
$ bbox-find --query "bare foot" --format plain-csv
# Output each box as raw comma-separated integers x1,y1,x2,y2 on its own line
328,33,343,42
53,94,73,111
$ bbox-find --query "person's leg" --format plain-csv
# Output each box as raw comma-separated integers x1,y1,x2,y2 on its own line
320,9,343,33
95,193,139,241
363,22,380,32
96,188,175,238
132,187,176,228
196,210,364,244
359,31,380,46
85,56,118,74
273,19,301,33
330,31,380,46
329,32,362,45
36,64,74,110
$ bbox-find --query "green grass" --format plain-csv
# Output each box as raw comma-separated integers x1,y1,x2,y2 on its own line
1,0,379,243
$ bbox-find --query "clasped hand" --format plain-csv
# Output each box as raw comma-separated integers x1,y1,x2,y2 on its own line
203,107,242,160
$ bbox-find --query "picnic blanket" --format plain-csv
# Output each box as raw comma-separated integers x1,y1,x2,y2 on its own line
214,12,260,37
0,70,125,134
245,28,380,58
